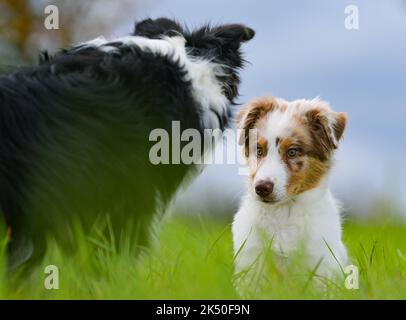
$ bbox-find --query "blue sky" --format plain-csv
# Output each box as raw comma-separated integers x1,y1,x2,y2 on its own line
118,0,406,216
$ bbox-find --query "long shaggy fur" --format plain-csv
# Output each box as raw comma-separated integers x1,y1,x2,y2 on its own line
0,18,255,269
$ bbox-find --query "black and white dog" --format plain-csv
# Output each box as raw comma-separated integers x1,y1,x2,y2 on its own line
0,18,254,269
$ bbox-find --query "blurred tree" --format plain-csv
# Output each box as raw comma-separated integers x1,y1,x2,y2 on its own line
0,0,143,63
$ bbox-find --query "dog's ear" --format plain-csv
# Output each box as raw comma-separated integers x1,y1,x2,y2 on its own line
236,98,276,156
133,18,183,38
305,103,347,158
213,24,255,46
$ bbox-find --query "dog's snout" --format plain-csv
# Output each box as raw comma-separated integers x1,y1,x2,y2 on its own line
255,180,274,198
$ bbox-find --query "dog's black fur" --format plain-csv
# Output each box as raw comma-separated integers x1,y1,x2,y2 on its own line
0,18,254,270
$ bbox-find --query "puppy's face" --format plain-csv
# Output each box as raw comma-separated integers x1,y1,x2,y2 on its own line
134,18,255,102
237,97,347,204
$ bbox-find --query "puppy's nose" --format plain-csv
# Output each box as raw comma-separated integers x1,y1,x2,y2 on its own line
255,180,274,198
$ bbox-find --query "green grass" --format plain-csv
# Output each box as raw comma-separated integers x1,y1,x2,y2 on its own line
1,215,406,299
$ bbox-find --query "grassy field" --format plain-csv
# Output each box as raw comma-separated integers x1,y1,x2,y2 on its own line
1,215,406,299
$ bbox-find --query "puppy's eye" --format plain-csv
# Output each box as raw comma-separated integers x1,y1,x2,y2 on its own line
256,144,263,157
287,148,298,158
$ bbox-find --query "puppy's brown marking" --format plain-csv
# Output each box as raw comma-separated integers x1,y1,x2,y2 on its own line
257,137,268,158
332,112,347,142
278,115,336,196
236,97,280,156
303,108,347,161
286,157,330,196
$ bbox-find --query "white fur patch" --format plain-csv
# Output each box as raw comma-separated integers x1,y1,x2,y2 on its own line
79,35,229,129
233,181,348,279
255,108,292,200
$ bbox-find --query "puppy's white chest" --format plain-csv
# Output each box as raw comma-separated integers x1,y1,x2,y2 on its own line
232,192,348,278
257,212,307,257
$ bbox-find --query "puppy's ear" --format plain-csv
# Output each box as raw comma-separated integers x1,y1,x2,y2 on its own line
236,98,276,156
332,112,347,142
213,24,255,45
305,103,347,158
